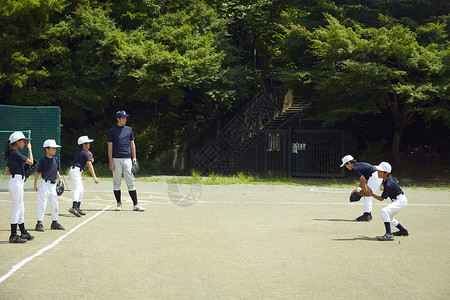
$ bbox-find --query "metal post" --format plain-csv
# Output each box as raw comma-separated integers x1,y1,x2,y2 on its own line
288,127,292,177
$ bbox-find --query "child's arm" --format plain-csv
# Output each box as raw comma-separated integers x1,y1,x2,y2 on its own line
371,193,384,201
25,142,33,165
358,175,367,186
86,161,99,184
87,150,94,163
5,166,10,175
57,170,61,182
34,171,40,191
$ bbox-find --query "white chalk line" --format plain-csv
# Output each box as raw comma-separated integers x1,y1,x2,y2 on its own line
0,204,111,285
196,201,450,207
0,198,449,207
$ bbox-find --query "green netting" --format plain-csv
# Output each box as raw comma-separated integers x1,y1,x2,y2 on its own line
0,105,61,171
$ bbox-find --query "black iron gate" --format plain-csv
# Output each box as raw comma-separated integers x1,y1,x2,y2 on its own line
233,129,345,177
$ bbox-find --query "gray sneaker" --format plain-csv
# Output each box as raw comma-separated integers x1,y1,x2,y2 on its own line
20,232,35,240
377,233,394,241
51,222,65,230
9,235,27,243
69,207,81,217
77,208,86,215
393,230,409,236
35,222,45,232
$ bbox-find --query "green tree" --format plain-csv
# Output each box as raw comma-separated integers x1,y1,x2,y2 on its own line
280,14,450,162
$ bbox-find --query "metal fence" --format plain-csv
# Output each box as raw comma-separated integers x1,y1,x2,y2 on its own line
233,129,345,177
0,105,61,171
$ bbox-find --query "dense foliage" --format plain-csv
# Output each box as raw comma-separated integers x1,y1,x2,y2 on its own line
1,0,449,167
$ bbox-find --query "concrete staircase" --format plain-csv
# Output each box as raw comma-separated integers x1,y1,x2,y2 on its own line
265,97,318,130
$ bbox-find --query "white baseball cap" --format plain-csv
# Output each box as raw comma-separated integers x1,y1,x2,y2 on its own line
9,132,31,144
43,139,61,148
340,155,355,167
376,162,392,173
77,136,94,145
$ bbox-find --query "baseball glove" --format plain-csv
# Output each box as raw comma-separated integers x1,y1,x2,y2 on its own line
356,184,373,197
131,160,139,175
56,181,64,196
24,160,38,180
349,193,362,202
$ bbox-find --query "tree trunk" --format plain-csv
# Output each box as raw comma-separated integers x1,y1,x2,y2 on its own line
391,120,404,164
389,95,415,164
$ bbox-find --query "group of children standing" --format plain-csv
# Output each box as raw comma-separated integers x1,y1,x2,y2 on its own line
4,132,98,243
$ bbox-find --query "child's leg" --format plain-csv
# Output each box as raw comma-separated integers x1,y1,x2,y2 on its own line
37,181,48,222
49,184,59,221
9,177,23,225
381,195,407,233
70,169,84,207
365,172,383,213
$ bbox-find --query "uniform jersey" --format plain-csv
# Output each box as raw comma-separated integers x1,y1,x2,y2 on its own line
381,175,404,201
7,150,27,176
352,162,377,180
37,156,59,181
107,125,135,158
72,149,91,171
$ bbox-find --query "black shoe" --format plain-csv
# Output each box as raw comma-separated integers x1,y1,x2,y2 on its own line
20,232,34,240
77,208,86,215
69,207,81,217
377,233,394,241
51,222,65,230
35,222,45,232
9,234,27,243
356,212,372,222
393,229,409,236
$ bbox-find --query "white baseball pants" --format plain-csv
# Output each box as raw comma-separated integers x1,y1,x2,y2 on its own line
112,158,135,191
69,167,84,203
9,176,25,224
381,194,407,226
37,180,59,222
364,171,383,213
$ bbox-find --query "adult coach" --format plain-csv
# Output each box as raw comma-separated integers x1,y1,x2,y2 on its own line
107,110,145,211
340,155,382,221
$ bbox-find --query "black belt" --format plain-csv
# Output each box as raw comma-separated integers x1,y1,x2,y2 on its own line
71,166,83,172
44,180,56,184
11,174,24,179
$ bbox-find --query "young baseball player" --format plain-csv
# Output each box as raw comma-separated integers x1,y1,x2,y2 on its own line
33,139,65,231
68,136,99,217
340,155,383,221
107,110,145,211
3,132,35,243
371,162,409,241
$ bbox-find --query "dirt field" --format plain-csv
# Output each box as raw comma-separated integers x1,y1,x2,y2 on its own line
0,178,449,299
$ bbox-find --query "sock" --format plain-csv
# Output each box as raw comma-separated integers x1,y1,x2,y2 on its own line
11,224,17,237
396,223,407,231
18,223,26,235
129,190,138,206
77,202,81,209
384,222,392,235
114,190,121,203
72,201,77,209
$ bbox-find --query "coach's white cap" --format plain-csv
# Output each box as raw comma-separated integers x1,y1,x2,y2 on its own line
376,162,392,173
340,155,354,167
9,132,31,144
43,139,61,148
77,136,94,145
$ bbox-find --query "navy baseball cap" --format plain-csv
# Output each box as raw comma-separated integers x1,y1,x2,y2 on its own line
116,110,130,118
